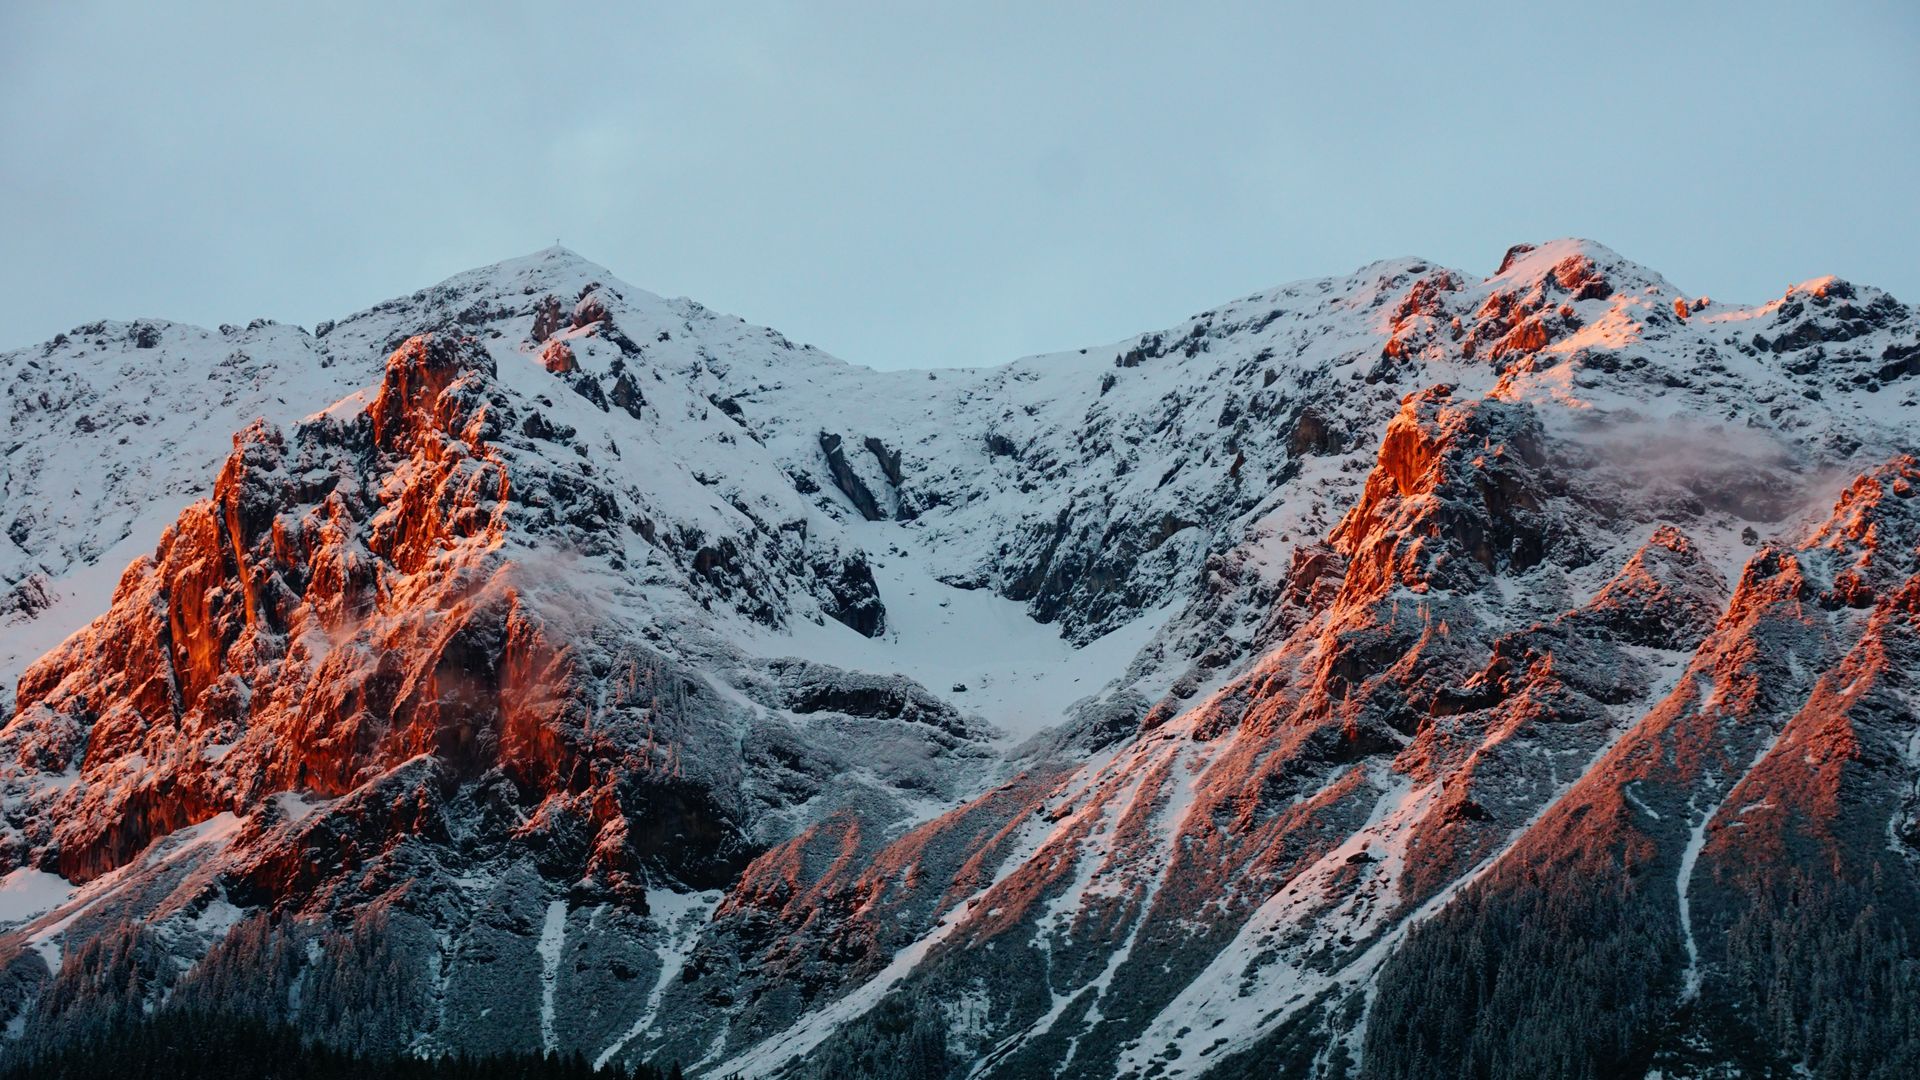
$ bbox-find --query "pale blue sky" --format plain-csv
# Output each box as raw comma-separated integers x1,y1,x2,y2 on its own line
3,2,1916,367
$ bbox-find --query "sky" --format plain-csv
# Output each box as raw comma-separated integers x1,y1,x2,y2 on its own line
2,2,1917,369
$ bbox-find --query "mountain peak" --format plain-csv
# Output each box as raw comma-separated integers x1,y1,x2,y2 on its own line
1488,237,1676,297
429,244,632,304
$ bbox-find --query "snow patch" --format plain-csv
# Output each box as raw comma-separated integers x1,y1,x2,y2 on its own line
537,899,567,1054
0,868,74,927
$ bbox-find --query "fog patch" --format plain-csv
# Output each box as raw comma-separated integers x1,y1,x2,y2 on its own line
1542,409,1838,525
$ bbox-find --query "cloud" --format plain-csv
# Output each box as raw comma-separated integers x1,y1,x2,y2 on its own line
1546,409,1849,526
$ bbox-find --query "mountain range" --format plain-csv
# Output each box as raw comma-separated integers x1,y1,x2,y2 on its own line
2,239,1916,1078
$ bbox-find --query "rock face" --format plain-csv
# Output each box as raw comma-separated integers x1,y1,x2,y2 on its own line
1,240,1917,1078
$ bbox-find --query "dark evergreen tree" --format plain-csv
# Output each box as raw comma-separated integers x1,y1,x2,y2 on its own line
0,1007,679,1080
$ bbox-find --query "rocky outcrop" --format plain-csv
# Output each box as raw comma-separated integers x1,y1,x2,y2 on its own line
818,432,884,522
5,335,592,881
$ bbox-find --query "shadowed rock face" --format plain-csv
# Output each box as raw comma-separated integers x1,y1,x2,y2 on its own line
1,240,1917,1077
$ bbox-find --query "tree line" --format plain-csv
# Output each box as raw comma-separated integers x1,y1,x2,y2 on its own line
0,1007,686,1080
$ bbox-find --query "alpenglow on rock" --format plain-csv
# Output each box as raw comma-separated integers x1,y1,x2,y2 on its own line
1,240,1917,1078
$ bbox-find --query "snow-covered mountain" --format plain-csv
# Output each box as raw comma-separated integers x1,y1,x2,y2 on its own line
1,240,1916,1078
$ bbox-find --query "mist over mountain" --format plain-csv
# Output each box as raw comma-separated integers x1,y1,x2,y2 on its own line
2,240,1916,1078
